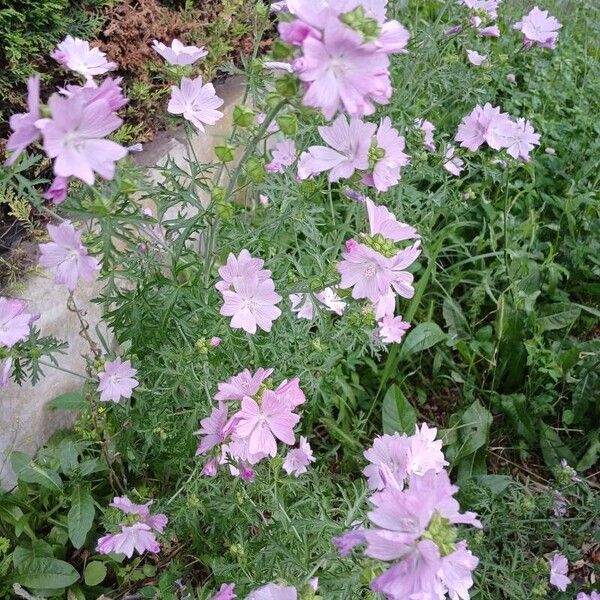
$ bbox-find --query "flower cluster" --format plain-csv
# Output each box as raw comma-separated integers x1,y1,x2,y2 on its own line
335,423,481,599
458,0,501,37
337,197,420,343
217,250,282,334
281,0,410,119
195,369,311,480
96,496,168,558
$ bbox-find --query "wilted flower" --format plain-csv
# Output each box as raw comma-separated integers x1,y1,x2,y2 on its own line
51,36,116,79
549,553,571,591
514,7,561,49
443,144,465,176
168,76,224,132
43,176,69,205
283,436,315,476
152,38,207,65
97,357,139,403
5,75,40,166
416,118,436,152
0,297,38,348
466,49,488,65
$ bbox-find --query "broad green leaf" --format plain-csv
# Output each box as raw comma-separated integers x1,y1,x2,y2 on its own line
475,475,513,496
10,452,62,491
68,486,95,549
399,322,446,359
539,425,577,468
320,417,362,450
16,557,79,589
12,541,53,568
48,392,87,412
577,434,600,472
382,385,417,435
459,400,493,457
537,303,581,332
443,297,469,342
83,561,107,586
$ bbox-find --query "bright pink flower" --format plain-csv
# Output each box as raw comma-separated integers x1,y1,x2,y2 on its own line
283,436,315,476
247,583,297,600
0,297,38,348
333,528,366,557
39,222,100,290
443,144,465,176
5,76,40,166
501,118,540,161
43,176,69,205
266,139,297,173
97,358,139,403
195,407,228,455
365,198,419,242
52,36,116,79
549,553,571,591
109,496,168,533
210,583,237,600
219,273,282,334
514,7,561,49
37,93,127,185
363,433,410,490
152,39,207,65
378,314,411,344
215,368,274,402
406,423,448,477
297,18,392,119
466,49,488,65
168,76,224,132
416,118,436,152
300,115,376,182
0,358,12,388
216,250,271,292
477,24,500,37
455,103,512,151
364,117,409,192
96,523,159,558
235,391,300,457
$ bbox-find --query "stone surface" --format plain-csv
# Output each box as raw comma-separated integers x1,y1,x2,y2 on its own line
0,77,246,489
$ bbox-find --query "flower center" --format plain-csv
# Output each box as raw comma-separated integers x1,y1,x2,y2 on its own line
422,512,457,556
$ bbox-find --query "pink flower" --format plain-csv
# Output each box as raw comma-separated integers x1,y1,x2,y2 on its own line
152,39,207,65
378,314,411,344
477,24,500,37
37,93,127,185
235,391,300,457
461,0,500,19
274,377,306,408
514,7,561,49
363,433,410,491
63,77,128,112
168,77,224,132
455,103,513,151
51,36,116,79
96,523,159,558
289,288,346,320
466,49,488,65
283,436,315,476
364,117,410,192
43,176,69,204
5,75,40,166
406,423,448,477
300,115,376,182
109,496,168,533
247,583,297,600
259,194,269,205
500,118,540,161
220,273,282,334
201,457,219,477
210,336,221,347
416,118,436,152
376,21,411,54
439,541,480,600
39,222,100,290
0,358,12,388
210,583,237,600
365,198,419,242
195,407,228,454
215,368,274,402
578,593,600,600
297,18,392,119
333,529,366,557
443,144,465,176
216,250,271,293
97,357,139,403
266,139,297,173
255,112,279,134
549,553,571,591
0,297,38,348
389,242,421,299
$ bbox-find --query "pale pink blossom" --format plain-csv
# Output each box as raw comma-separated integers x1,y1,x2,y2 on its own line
406,423,448,477
477,24,500,37
215,368,274,402
247,583,297,600
259,194,269,205
219,273,282,334
466,49,488,65
51,36,116,79
439,541,480,600
210,336,221,347
274,377,306,408
0,297,38,348
62,77,128,112
389,242,421,299
363,433,410,490
168,76,224,132
210,583,237,600
266,139,297,173
299,115,376,181
378,314,411,344
500,118,540,161
376,21,411,54
507,73,516,83
514,7,561,49
365,198,419,242
255,112,279,134
455,103,513,151
96,523,159,558
374,290,396,319
39,222,100,290
333,528,367,557
289,288,346,320
216,250,271,292
271,0,288,12
37,93,127,185
235,391,300,457
152,39,207,65
443,144,465,176
577,593,600,600
97,358,139,403
5,75,40,166
109,496,168,533
283,436,315,476
416,118,436,152
461,0,500,19
549,553,571,591
201,458,219,477
195,407,228,455
43,176,69,205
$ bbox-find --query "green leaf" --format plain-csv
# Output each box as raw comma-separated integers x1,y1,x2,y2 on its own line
382,385,416,435
48,391,87,412
475,475,513,496
443,297,469,342
68,486,95,549
10,452,62,491
83,561,107,586
458,400,493,457
399,322,446,359
577,434,600,472
15,557,79,589
539,425,577,468
537,303,581,332
320,417,362,450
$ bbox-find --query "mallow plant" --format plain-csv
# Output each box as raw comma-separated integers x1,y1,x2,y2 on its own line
3,0,593,599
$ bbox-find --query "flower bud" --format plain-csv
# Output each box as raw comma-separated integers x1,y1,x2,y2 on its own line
244,157,266,184
215,144,236,162
275,74,299,98
233,105,256,127
277,114,298,136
